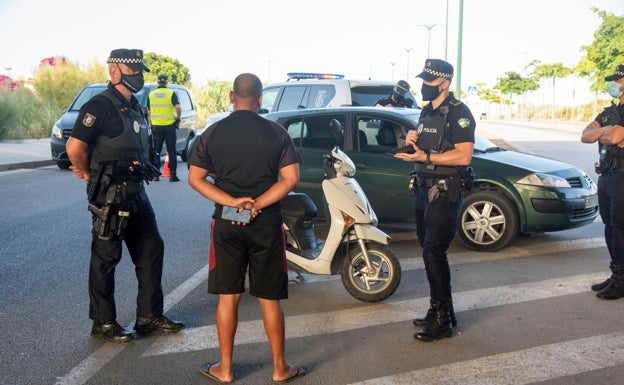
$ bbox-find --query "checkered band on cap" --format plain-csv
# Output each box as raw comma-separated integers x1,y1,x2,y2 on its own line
106,57,144,65
422,66,452,79
613,70,624,77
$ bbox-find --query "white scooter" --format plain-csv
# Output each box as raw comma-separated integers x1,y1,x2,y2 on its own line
282,146,401,302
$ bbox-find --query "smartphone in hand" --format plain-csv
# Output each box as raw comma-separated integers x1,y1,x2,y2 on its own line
393,145,416,154
222,206,251,223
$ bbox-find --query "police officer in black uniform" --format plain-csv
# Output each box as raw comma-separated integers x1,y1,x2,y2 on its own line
581,64,624,300
395,59,475,342
375,80,415,108
66,48,184,342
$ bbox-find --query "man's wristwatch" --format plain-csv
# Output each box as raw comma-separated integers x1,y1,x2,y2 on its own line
425,152,431,164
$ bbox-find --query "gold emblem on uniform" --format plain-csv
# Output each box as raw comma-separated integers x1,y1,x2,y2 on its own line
133,121,140,134
82,113,96,127
458,118,471,128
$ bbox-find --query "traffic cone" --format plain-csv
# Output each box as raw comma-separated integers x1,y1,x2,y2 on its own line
161,152,171,177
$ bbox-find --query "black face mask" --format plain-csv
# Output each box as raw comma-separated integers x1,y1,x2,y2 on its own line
392,92,405,102
114,65,145,93
119,72,145,93
421,83,441,101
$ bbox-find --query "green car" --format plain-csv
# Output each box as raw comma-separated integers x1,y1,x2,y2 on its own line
263,107,599,252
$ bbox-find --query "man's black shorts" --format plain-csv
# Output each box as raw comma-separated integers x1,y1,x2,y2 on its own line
208,219,288,300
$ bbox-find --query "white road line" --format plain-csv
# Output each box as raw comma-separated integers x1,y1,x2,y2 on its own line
54,235,607,385
142,272,606,357
53,268,207,385
349,331,624,385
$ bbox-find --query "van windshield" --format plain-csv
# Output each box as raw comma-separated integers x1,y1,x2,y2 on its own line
351,86,399,106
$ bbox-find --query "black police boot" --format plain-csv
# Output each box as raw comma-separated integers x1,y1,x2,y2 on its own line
91,321,133,343
414,300,453,342
134,315,185,335
596,264,624,300
591,263,614,291
169,175,180,182
413,300,457,327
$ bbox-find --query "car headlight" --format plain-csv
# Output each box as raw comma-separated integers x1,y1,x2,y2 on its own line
52,124,63,140
517,173,571,188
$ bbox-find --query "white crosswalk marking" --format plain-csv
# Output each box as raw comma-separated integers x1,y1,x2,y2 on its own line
142,272,606,357
55,234,613,385
350,331,624,385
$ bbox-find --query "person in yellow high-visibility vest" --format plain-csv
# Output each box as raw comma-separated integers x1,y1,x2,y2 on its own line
148,74,182,181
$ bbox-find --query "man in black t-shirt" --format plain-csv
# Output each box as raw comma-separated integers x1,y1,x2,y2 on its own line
188,73,305,384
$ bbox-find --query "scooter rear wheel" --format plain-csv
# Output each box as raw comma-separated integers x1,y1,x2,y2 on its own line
340,243,401,302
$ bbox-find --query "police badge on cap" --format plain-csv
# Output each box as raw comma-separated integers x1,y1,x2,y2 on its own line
416,59,453,82
107,49,150,72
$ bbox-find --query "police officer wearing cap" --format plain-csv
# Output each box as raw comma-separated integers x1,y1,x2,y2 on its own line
395,58,475,342
148,74,182,182
581,64,624,300
375,80,415,108
66,48,184,342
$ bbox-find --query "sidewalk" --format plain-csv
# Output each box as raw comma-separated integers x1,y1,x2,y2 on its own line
0,138,55,171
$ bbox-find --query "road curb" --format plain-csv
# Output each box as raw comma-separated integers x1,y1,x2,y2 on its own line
0,160,56,172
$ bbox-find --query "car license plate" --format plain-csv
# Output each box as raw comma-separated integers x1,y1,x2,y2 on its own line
585,194,598,209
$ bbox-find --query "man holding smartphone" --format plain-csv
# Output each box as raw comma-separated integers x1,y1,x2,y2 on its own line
188,73,305,383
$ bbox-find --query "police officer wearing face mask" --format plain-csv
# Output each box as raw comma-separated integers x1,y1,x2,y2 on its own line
394,58,475,342
581,64,624,300
375,80,415,108
66,49,184,343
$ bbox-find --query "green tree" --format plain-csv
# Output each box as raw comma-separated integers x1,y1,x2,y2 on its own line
494,71,526,118
578,8,624,115
192,81,233,123
530,61,571,120
143,53,191,85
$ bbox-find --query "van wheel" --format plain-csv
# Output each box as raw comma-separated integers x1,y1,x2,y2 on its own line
181,136,192,162
56,161,71,170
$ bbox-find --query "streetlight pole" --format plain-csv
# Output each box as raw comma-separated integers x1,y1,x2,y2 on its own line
456,0,464,97
390,62,396,81
404,48,412,80
418,24,437,58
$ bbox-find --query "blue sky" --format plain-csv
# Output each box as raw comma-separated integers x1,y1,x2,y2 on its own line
2,0,623,103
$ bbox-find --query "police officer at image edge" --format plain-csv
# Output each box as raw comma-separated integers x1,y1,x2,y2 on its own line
581,64,624,300
66,48,184,343
395,58,475,342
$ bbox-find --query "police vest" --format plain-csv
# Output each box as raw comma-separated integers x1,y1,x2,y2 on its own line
149,87,176,126
89,90,151,172
413,102,465,176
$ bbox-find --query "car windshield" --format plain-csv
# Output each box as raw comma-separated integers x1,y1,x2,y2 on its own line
69,86,106,111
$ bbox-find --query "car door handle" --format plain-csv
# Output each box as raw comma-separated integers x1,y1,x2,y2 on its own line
356,163,372,171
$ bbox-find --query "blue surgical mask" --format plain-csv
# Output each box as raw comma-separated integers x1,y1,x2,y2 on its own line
607,81,623,98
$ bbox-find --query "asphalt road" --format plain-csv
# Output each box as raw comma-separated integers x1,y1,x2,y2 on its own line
1,121,623,385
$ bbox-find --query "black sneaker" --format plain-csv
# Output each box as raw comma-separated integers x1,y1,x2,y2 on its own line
134,315,184,335
169,175,180,182
91,321,133,343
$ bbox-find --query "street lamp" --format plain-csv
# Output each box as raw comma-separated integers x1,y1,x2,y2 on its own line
390,62,396,81
417,24,437,58
404,48,412,80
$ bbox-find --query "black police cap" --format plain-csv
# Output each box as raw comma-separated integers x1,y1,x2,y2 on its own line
605,65,624,81
158,74,168,83
416,59,453,82
107,49,150,72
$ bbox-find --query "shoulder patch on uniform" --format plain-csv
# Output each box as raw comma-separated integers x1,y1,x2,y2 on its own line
457,118,471,128
82,113,96,127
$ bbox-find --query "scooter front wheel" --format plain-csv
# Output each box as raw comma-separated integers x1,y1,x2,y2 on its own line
340,243,401,302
